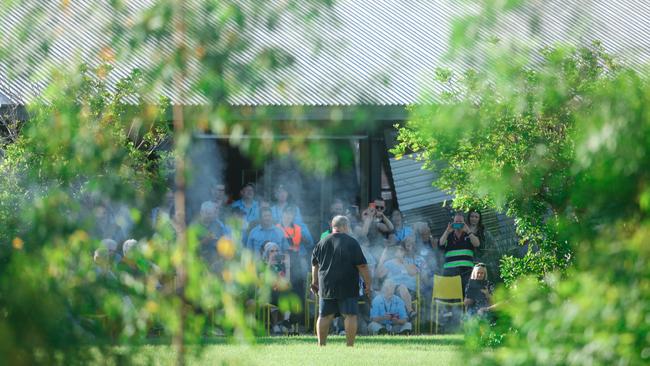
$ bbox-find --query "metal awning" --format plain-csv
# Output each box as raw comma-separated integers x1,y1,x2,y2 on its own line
389,155,452,211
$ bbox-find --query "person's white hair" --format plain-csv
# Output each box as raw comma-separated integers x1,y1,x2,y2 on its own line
94,248,109,262
200,201,218,216
101,238,118,252
331,215,350,229
262,241,280,262
122,239,138,257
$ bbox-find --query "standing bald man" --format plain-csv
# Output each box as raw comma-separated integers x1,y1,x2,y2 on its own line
311,215,372,347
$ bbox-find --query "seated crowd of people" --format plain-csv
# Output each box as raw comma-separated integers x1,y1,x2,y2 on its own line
93,181,497,336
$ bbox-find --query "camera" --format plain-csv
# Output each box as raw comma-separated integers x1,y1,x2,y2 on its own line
451,222,464,230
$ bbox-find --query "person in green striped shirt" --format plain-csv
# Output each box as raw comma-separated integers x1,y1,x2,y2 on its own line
437,212,480,291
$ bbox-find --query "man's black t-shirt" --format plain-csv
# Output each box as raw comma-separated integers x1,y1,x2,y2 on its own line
311,232,367,299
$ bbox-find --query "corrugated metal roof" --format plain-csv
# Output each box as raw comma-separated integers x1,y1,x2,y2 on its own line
0,91,11,106
389,156,452,211
1,1,649,106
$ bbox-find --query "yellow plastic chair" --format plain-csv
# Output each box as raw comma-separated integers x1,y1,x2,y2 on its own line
430,275,464,334
261,303,274,335
254,285,275,336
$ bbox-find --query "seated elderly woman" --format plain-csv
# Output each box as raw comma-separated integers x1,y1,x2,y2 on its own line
376,243,418,318
464,263,497,319
93,247,117,281
116,239,162,293
260,241,293,334
101,238,122,264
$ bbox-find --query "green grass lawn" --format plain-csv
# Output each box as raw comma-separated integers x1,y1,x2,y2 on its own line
132,335,464,365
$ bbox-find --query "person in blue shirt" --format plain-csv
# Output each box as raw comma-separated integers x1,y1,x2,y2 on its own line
231,183,260,225
197,201,231,270
388,209,413,245
271,184,304,224
246,207,287,255
376,244,418,317
368,279,412,335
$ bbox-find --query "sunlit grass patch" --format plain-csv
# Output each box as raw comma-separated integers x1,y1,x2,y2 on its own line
130,335,464,365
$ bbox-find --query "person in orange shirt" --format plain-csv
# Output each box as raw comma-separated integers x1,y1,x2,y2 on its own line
277,205,313,307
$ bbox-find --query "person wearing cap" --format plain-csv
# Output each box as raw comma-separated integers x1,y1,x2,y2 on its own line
231,183,260,224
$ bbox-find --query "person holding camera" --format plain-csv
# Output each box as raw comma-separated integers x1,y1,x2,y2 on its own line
368,279,412,335
438,212,480,291
261,241,293,334
363,199,394,258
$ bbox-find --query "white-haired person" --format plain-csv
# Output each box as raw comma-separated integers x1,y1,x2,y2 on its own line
464,263,497,318
93,247,118,281
261,241,293,334
197,200,231,270
101,238,122,264
368,279,412,335
117,239,155,277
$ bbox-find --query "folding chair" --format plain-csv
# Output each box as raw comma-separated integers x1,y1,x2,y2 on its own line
261,303,274,335
252,285,275,336
430,275,464,334
411,273,421,334
395,273,422,334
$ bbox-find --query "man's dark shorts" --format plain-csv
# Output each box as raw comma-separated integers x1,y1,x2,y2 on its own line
319,297,359,317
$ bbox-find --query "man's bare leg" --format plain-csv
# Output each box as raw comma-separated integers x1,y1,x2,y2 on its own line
317,314,334,346
343,314,358,347
398,285,413,312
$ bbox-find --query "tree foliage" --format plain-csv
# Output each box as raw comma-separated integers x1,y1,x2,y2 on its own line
394,44,617,283
394,0,650,363
0,63,170,365
0,1,334,364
